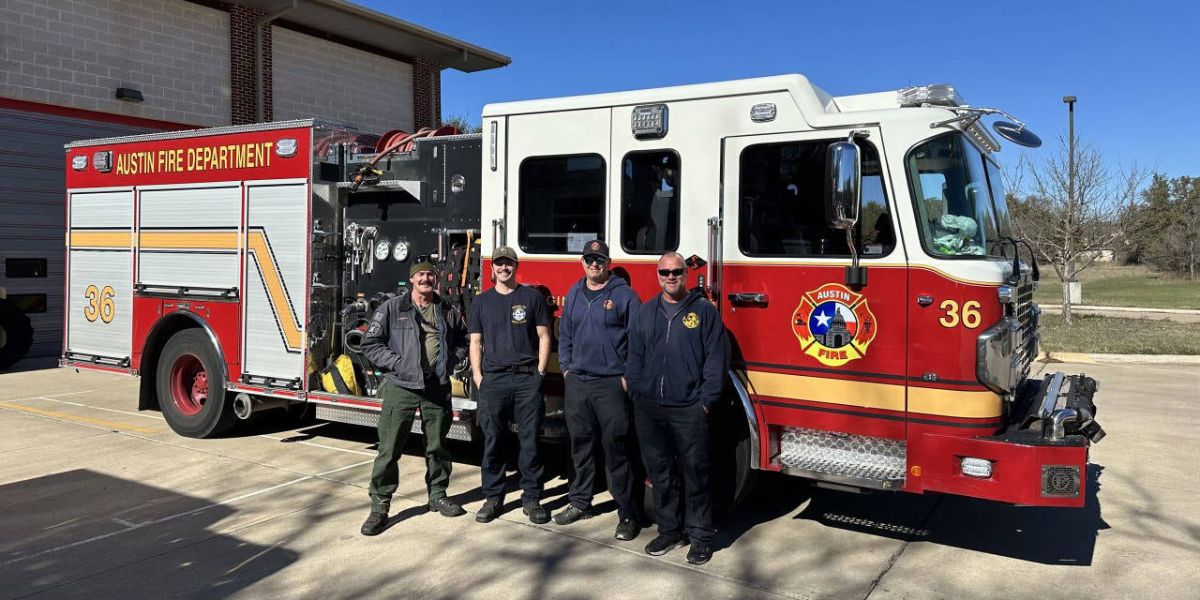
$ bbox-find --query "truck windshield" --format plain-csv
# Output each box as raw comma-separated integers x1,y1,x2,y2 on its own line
907,134,1010,258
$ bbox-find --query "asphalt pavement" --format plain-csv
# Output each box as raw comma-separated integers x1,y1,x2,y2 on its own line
0,360,1197,599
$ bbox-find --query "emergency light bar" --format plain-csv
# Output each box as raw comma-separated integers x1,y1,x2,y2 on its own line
898,84,964,108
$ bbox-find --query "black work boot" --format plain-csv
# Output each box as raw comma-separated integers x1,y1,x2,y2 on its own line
428,497,467,517
552,504,594,525
614,518,641,541
476,497,503,523
522,499,550,524
644,533,685,556
360,510,388,536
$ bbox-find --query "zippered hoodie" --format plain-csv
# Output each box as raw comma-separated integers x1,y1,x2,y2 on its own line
362,292,467,390
557,275,640,380
625,290,729,409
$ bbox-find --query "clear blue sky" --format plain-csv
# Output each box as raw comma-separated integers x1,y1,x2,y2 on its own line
364,0,1199,180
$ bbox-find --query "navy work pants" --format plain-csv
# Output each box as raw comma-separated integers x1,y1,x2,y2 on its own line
635,399,714,544
564,374,638,521
477,370,544,502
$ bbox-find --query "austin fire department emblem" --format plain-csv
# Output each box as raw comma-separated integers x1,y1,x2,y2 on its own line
603,299,615,310
511,304,528,324
791,283,877,367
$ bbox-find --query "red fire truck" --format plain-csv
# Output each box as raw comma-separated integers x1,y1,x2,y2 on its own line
63,75,1103,509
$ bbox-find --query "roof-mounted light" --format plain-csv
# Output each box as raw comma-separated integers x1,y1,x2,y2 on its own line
898,84,964,108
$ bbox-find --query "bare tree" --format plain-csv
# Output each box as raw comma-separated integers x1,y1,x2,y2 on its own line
1009,137,1147,325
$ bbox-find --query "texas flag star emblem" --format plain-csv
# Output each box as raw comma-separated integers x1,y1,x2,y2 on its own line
791,283,878,367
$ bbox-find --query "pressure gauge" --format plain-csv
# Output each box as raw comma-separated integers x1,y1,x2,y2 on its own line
374,238,392,262
393,241,409,262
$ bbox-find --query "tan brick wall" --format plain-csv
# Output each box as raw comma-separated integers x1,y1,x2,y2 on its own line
271,25,413,135
0,0,231,126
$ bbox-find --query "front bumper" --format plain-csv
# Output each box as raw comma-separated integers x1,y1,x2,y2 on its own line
916,373,1103,507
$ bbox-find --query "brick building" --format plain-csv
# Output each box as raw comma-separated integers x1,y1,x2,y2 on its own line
0,0,508,369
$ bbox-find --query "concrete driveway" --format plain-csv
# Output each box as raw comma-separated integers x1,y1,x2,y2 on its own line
0,360,1196,599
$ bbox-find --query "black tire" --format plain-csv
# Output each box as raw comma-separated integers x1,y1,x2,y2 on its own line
710,400,757,514
0,298,34,371
156,329,234,438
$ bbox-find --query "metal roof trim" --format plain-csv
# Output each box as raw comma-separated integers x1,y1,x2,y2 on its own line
63,119,353,149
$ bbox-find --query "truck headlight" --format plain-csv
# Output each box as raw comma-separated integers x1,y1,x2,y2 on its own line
976,317,1019,393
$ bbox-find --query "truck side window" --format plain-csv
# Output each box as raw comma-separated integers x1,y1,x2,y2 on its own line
738,140,893,258
621,150,680,254
518,154,606,254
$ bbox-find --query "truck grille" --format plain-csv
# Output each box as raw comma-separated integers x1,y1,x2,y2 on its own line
1013,278,1039,376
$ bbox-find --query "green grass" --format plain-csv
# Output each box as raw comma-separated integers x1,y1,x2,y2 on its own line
1033,265,1200,310
1039,313,1200,354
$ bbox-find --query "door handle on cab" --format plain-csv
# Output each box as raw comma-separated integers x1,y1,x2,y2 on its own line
728,292,769,306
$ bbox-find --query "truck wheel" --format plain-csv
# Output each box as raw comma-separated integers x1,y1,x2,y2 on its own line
0,298,34,370
157,329,233,438
711,403,757,513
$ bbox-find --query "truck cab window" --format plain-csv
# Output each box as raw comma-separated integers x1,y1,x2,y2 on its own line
621,150,680,253
907,134,1010,258
739,140,892,257
518,154,606,254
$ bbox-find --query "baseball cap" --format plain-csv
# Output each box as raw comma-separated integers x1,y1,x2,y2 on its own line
409,260,436,278
492,246,519,263
581,239,609,260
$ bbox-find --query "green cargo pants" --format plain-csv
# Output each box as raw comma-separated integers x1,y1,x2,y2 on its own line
368,379,453,513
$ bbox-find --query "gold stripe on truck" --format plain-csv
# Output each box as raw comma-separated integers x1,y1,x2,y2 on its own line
744,370,1000,419
69,231,132,248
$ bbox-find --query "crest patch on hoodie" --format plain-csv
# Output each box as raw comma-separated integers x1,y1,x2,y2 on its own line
682,312,700,329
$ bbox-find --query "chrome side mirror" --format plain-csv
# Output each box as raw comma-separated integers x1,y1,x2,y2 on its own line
824,139,861,230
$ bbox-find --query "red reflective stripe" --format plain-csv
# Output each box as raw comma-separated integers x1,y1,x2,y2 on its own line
0,96,197,130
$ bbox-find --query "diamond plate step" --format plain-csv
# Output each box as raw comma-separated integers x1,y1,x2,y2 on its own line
315,404,474,442
778,428,906,490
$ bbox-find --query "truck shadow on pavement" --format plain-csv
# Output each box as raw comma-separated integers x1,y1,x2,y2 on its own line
0,469,298,598
781,464,1108,565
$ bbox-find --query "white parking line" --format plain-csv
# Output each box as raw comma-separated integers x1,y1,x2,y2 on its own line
1,460,372,567
2,389,98,403
27,395,377,457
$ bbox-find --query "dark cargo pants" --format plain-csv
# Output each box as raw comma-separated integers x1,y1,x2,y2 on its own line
368,379,453,513
564,373,639,521
477,370,544,502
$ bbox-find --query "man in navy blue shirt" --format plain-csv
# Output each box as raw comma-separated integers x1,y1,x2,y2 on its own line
625,252,729,565
468,246,552,524
553,239,642,541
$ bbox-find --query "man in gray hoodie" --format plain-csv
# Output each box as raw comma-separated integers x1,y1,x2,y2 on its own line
359,261,468,536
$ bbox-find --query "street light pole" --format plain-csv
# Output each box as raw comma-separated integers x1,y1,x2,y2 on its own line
1062,95,1077,324
1064,96,1076,208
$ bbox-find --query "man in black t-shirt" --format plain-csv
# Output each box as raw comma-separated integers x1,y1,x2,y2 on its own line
467,246,552,524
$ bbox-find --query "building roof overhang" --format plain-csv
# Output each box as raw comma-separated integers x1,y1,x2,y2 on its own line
230,0,510,72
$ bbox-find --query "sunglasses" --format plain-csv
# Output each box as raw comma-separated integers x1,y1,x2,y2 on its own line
658,268,686,277
493,259,516,267
583,255,608,265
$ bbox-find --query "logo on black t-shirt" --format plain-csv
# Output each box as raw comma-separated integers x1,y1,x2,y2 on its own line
511,304,528,324
683,312,700,329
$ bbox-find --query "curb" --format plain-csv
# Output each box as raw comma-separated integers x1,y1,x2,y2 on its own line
1040,352,1200,365
1040,305,1200,316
